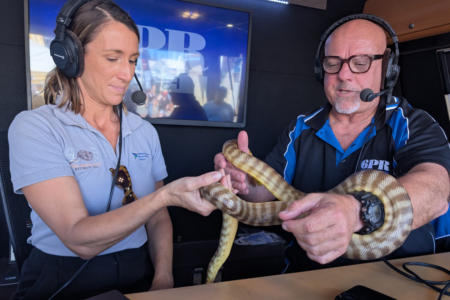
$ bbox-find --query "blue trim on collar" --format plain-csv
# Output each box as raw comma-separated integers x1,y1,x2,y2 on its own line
316,119,343,153
386,107,409,151
315,118,377,167
284,115,310,184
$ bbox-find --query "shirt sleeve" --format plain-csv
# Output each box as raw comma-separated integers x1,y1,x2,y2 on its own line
264,118,298,184
8,111,74,194
145,123,168,182
392,106,450,177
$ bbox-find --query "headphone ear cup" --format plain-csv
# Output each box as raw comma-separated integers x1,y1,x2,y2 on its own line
384,50,396,88
380,48,391,90
64,30,84,78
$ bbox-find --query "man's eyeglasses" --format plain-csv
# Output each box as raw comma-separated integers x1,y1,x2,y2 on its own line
110,165,137,205
322,54,383,74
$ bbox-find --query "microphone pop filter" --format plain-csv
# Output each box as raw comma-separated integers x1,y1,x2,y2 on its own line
131,90,146,105
360,88,374,102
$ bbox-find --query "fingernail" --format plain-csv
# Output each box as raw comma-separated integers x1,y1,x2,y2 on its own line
281,210,288,214
282,224,287,230
212,172,222,180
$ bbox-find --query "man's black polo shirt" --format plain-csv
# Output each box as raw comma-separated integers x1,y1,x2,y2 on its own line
265,96,450,272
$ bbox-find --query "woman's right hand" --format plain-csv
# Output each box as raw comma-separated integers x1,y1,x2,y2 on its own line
161,171,225,216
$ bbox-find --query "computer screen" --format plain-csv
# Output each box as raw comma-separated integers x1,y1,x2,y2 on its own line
26,0,252,128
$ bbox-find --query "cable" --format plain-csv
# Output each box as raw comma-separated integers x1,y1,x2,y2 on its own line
354,109,386,173
381,257,450,300
106,104,123,212
48,259,90,300
48,104,123,300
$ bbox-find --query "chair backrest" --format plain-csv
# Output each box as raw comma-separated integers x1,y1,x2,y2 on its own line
0,130,32,275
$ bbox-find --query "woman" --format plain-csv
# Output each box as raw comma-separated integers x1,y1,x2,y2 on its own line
8,1,221,299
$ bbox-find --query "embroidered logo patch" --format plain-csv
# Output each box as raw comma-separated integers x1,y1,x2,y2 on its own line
132,152,150,161
65,147,101,171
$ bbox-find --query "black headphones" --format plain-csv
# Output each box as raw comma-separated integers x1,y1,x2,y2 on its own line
314,14,400,103
50,0,91,78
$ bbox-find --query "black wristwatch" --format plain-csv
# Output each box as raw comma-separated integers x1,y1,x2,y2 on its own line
350,191,385,235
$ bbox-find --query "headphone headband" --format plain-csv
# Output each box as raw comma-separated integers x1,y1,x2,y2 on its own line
51,0,93,78
54,0,91,41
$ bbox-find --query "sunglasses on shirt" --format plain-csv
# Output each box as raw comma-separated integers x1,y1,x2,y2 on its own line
109,165,137,205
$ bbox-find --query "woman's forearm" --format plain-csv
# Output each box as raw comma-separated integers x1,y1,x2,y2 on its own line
24,176,168,259
146,208,173,288
65,188,168,259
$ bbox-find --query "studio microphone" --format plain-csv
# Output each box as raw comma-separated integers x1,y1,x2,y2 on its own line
131,73,147,105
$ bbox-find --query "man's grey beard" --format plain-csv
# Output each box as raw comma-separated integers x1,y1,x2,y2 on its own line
334,95,360,114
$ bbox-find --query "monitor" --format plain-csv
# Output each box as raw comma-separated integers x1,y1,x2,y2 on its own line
26,0,252,128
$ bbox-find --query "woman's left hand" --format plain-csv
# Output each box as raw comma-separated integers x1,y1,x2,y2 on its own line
160,171,223,216
149,272,174,291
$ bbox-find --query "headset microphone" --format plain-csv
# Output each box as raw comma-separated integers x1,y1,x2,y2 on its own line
360,88,388,102
360,88,392,102
131,73,147,105
360,69,399,103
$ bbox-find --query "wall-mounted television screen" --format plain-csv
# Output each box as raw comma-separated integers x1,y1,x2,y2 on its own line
26,0,251,128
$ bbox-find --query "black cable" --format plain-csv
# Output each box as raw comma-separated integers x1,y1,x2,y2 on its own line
106,104,123,212
354,109,386,173
48,259,90,300
381,257,450,299
48,104,123,300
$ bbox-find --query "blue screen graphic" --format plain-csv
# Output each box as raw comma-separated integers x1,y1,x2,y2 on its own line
28,0,250,126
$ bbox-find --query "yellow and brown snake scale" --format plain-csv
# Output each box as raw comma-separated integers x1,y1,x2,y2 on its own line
200,140,413,284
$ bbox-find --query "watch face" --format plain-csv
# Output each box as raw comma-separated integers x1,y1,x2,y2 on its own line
354,192,385,234
370,205,382,222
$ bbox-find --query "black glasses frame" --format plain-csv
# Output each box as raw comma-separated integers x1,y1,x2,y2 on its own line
321,54,384,74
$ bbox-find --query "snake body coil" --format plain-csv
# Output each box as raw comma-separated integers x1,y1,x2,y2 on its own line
200,140,413,283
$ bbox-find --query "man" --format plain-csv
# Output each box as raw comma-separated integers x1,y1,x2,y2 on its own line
169,73,208,121
214,18,450,272
203,86,235,122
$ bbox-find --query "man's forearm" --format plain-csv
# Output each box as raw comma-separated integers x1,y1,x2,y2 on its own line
398,163,450,229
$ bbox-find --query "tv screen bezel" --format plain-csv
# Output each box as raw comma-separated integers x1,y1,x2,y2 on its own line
24,0,252,128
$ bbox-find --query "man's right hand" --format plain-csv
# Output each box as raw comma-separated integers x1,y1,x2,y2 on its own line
214,131,253,195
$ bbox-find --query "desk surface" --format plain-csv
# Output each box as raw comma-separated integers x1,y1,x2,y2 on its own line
127,253,450,300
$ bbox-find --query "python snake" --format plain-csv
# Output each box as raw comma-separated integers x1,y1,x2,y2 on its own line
200,140,413,284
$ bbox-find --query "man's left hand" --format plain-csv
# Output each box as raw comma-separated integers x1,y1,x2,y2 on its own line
149,272,174,291
279,193,364,264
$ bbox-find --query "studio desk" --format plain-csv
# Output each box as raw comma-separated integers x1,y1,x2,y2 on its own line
127,252,450,300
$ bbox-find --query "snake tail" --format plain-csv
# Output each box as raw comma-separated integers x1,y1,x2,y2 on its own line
205,213,238,284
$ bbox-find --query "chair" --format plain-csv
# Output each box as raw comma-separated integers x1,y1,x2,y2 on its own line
0,130,32,276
